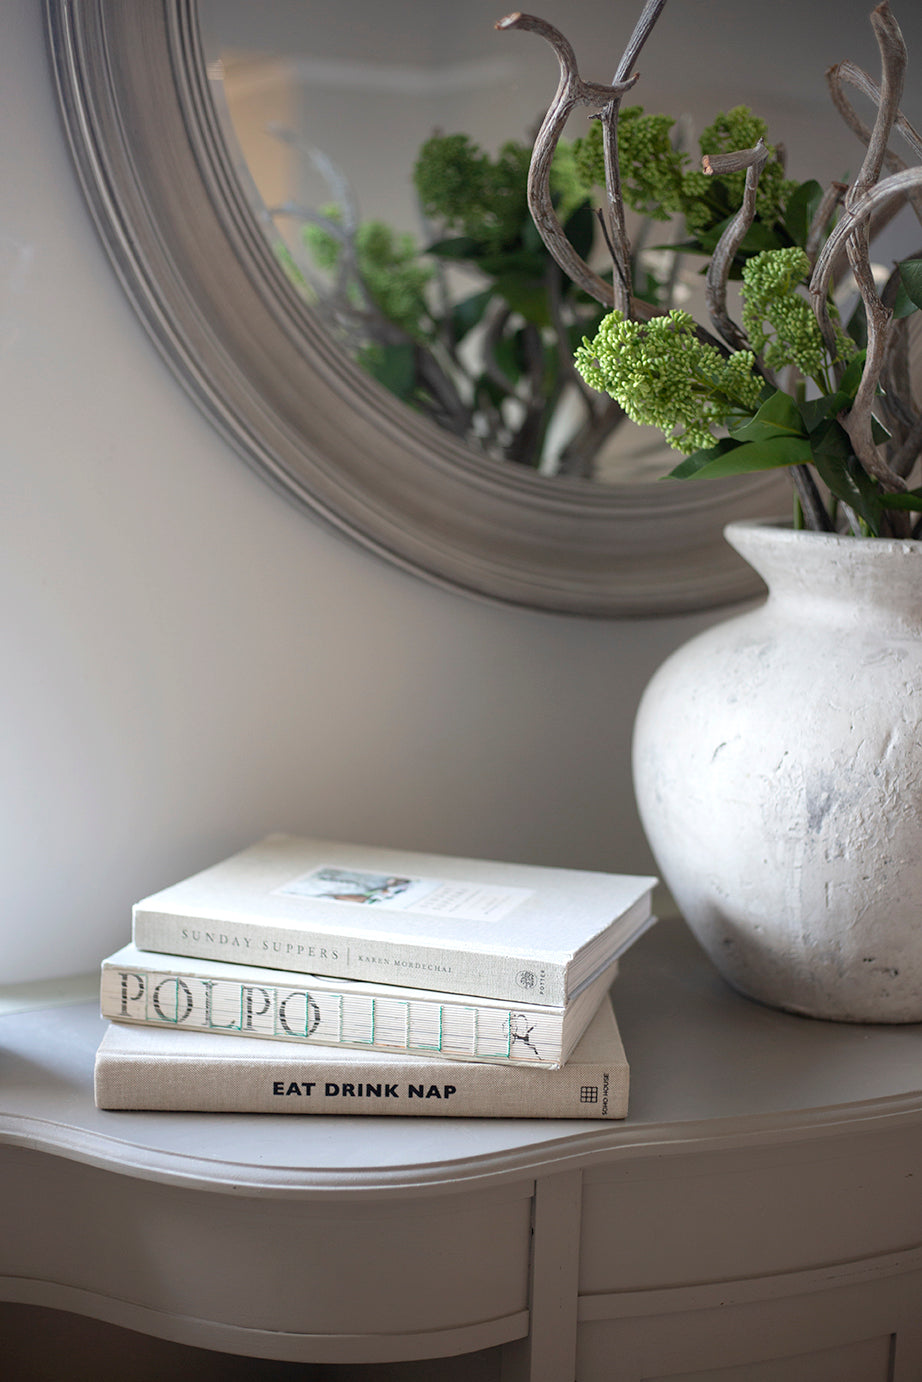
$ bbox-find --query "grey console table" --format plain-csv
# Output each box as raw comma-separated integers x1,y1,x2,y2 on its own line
2,919,922,1381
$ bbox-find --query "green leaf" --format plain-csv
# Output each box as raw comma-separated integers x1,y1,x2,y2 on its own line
837,349,868,400
491,335,521,389
686,213,786,262
475,372,510,409
892,282,920,319
846,295,868,348
879,489,922,512
566,312,605,355
451,289,493,340
810,419,883,534
521,217,545,254
562,201,596,263
899,258,922,311
492,274,551,326
782,179,823,248
362,342,417,399
649,238,709,256
799,394,841,432
737,220,788,254
729,390,805,444
667,435,812,479
667,439,738,478
871,414,891,445
477,248,548,278
803,350,869,430
424,236,486,260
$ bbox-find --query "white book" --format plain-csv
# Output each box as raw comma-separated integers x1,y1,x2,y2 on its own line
132,834,657,1004
101,939,644,1068
95,993,629,1119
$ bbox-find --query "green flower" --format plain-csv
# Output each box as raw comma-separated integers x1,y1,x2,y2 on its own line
741,247,830,379
413,134,532,252
303,208,433,339
683,107,795,235
573,108,687,221
575,309,763,453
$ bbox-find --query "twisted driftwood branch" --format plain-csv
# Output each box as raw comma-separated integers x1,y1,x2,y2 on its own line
811,169,922,493
806,180,848,265
497,2,668,315
826,6,922,289
877,262,916,445
702,140,772,356
837,4,910,496
596,0,671,314
828,58,922,166
848,3,908,205
811,169,922,347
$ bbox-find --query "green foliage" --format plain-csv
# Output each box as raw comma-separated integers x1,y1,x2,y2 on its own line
412,133,592,322
573,108,686,221
296,94,921,505
572,105,798,251
898,258,922,313
575,245,892,511
657,348,904,531
687,108,795,235
740,247,828,380
414,134,533,253
574,309,763,454
299,134,606,467
303,208,434,339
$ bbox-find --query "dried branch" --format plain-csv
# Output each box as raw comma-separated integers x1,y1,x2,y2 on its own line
597,0,671,314
849,3,908,204
832,4,910,495
496,12,637,308
556,398,627,477
703,140,772,356
497,3,669,315
825,5,922,290
827,59,922,165
877,262,916,446
889,408,922,477
848,245,905,491
480,306,519,397
811,169,922,339
792,465,837,532
806,181,848,266
812,169,922,494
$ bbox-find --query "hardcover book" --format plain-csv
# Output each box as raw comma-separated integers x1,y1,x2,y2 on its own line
95,993,630,1119
101,940,641,1068
131,834,657,1004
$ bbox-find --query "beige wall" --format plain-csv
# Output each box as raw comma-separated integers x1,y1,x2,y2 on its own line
4,0,921,983
0,1,717,983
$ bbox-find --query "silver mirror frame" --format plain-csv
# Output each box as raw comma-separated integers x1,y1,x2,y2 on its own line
45,0,788,616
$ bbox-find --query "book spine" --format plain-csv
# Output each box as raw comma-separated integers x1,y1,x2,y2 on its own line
101,961,565,1067
95,1050,629,1119
132,908,567,1005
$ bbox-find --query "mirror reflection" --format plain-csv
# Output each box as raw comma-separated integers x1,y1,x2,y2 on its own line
199,0,922,485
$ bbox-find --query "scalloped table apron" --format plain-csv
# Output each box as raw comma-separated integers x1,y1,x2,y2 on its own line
633,518,922,1023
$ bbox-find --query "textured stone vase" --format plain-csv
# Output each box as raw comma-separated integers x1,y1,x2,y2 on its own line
633,519,922,1022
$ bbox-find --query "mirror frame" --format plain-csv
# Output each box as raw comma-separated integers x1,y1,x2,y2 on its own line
44,0,789,616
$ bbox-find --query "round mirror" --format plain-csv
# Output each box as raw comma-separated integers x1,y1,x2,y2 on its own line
47,0,860,615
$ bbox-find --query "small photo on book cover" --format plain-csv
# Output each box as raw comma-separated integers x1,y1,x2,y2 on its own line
276,865,533,924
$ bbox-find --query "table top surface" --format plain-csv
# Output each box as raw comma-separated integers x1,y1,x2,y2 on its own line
2,919,922,1196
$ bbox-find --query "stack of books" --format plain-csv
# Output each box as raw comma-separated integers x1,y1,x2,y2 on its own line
94,835,656,1120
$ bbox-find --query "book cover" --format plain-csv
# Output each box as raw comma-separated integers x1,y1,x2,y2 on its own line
95,993,629,1119
101,940,641,1068
131,835,656,1004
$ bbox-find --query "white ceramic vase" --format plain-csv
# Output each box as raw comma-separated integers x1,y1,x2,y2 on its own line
633,518,922,1023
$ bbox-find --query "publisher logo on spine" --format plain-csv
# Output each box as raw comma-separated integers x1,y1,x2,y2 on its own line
515,970,537,990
